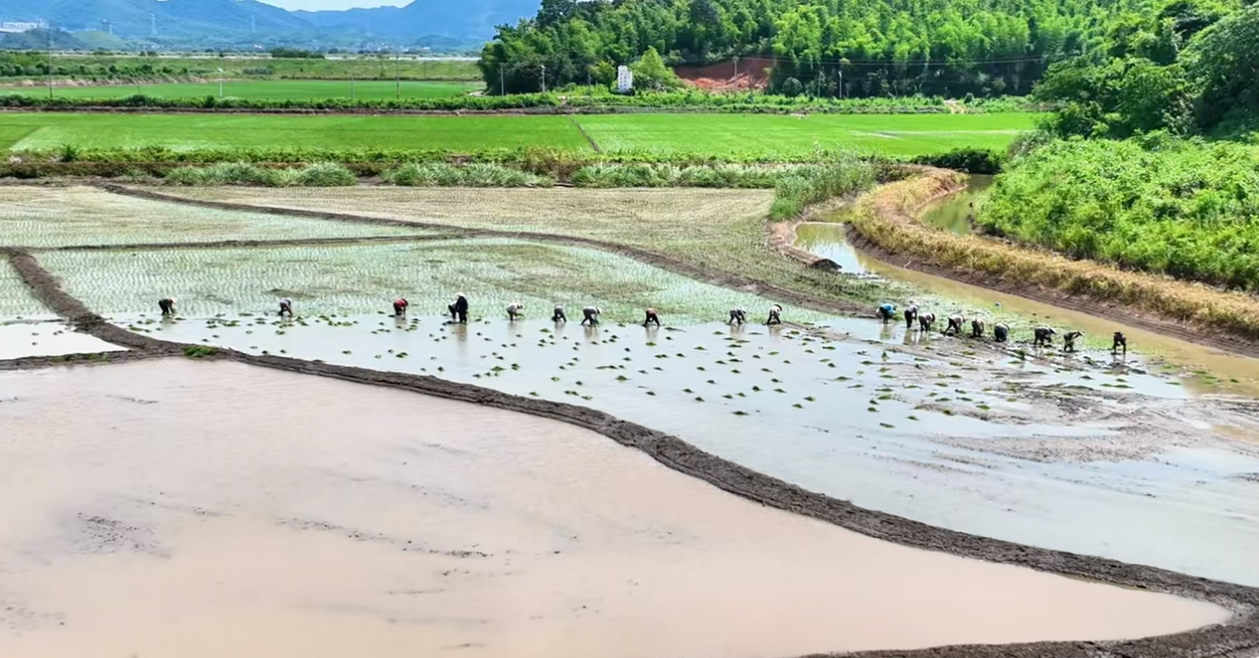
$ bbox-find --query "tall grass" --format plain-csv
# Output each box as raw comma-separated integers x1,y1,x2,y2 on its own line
570,163,780,188
165,162,357,187
384,163,554,187
770,156,878,220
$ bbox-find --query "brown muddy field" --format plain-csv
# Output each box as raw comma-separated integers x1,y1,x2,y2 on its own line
4,187,1259,658
0,360,1230,658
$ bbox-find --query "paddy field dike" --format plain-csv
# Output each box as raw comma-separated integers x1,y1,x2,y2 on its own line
1,154,1259,657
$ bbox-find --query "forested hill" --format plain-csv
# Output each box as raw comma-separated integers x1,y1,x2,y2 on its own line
480,0,1148,97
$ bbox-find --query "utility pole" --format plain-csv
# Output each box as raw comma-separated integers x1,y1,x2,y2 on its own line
540,63,546,93
350,69,355,100
46,29,53,99
218,67,224,97
395,46,400,99
838,69,843,99
500,64,505,95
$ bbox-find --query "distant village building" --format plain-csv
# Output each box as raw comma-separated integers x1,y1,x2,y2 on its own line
0,19,48,34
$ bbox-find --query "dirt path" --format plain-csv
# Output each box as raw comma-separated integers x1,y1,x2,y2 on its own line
2,246,1259,658
97,184,870,317
841,172,1259,360
568,116,602,152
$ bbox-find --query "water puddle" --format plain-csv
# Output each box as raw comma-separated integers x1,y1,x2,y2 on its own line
137,313,1259,585
0,322,124,360
0,360,1228,658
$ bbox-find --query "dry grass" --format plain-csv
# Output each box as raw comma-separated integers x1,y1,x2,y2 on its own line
846,170,1259,341
141,186,889,304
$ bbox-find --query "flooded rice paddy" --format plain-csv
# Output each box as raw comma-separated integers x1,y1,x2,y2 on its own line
0,187,430,248
37,241,835,324
0,360,1230,658
140,309,1259,586
0,322,124,360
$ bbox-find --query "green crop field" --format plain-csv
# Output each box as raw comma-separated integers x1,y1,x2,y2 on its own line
575,113,1040,157
0,114,588,152
0,112,1035,156
3,80,482,102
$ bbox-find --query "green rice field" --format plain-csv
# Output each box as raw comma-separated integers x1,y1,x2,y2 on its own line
3,80,482,102
0,112,1037,157
0,261,51,319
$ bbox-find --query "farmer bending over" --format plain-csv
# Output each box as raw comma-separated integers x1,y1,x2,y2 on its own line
279,297,293,318
993,323,1009,343
729,308,747,325
393,298,409,318
581,306,601,326
552,305,567,323
1033,326,1056,347
877,303,897,324
1063,330,1084,352
158,297,176,317
904,304,918,330
971,318,985,339
945,315,965,336
1112,332,1128,355
766,304,783,325
643,308,661,327
448,293,469,324
507,302,525,321
918,312,936,332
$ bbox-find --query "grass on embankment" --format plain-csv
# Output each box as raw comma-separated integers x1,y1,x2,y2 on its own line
979,137,1259,292
845,169,1259,342
0,112,1034,159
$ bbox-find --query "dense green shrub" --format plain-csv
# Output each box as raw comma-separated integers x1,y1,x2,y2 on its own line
979,137,1259,290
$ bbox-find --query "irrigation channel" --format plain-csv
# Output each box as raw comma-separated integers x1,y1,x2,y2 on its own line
1,184,1259,657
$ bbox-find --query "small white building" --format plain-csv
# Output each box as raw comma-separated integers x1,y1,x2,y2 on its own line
616,65,633,93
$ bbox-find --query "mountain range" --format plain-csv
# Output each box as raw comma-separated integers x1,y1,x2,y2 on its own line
0,0,540,49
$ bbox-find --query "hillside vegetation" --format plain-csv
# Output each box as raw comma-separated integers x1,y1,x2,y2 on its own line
480,0,1149,96
971,1,1259,295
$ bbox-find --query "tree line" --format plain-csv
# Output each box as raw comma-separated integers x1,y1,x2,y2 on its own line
1032,0,1258,137
479,0,1150,97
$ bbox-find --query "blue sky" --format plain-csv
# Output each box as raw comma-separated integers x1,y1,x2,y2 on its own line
261,0,406,11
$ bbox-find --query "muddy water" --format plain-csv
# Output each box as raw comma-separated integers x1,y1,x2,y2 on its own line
920,174,993,234
0,360,1227,657
0,322,124,360
144,313,1259,586
793,222,1259,396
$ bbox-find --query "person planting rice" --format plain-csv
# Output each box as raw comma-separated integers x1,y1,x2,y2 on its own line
1113,332,1128,355
993,323,1010,343
448,293,469,324
393,298,409,318
766,304,783,325
643,308,661,327
904,303,918,330
552,305,567,323
918,312,936,331
1034,326,1056,347
158,297,176,317
945,315,965,336
971,318,986,339
507,302,525,321
279,297,293,318
581,306,601,326
1063,330,1084,352
877,303,897,324
728,308,748,325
